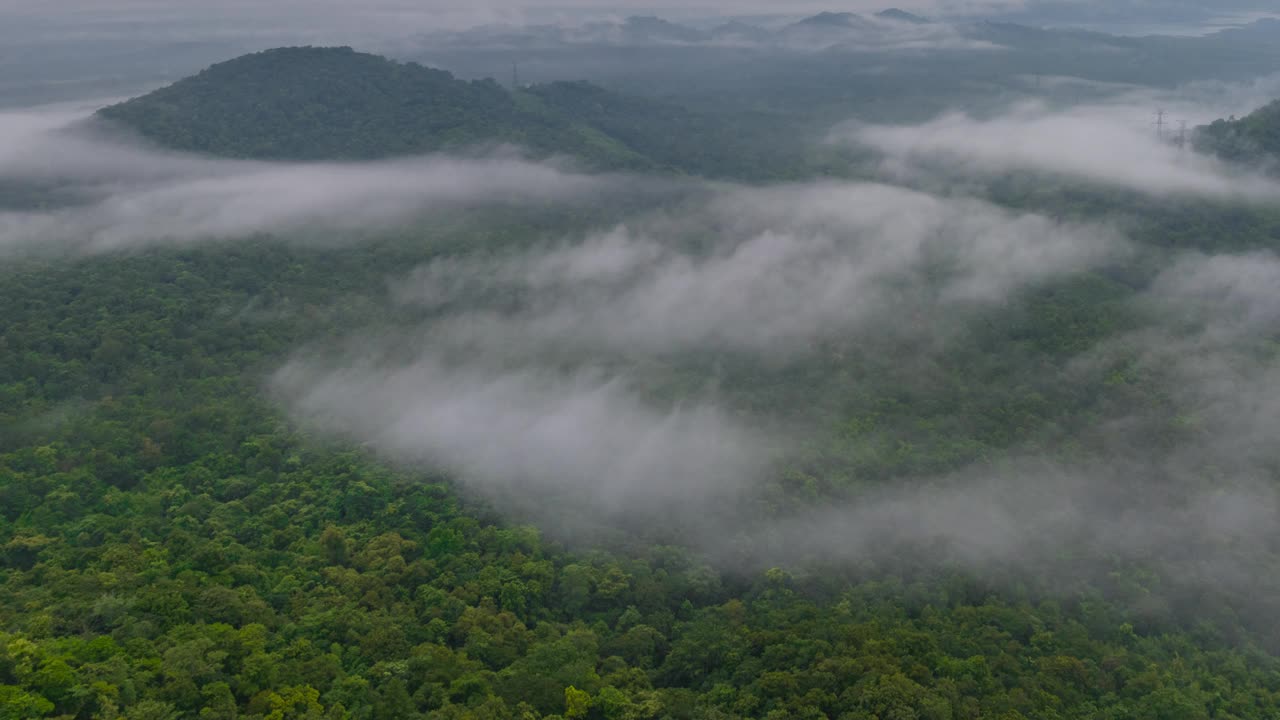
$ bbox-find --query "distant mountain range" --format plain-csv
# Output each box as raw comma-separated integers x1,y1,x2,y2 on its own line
426,9,969,52
876,9,931,25
399,10,1280,61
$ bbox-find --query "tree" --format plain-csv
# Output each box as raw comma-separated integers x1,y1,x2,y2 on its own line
565,686,591,720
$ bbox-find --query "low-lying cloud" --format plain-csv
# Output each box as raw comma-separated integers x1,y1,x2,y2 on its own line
279,238,1280,621
274,353,770,526
278,184,1280,630
394,181,1122,358
277,177,1125,534
750,461,1278,575
1120,251,1280,470
842,83,1280,199
0,106,615,254
717,248,1280,621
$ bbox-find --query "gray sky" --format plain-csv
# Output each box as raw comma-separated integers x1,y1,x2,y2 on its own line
4,0,1276,33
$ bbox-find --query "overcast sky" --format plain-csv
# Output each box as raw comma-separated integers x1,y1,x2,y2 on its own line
3,0,1277,32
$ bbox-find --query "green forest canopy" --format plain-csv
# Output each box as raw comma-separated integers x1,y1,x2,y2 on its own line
94,46,808,179
1196,99,1280,165
3,46,1280,720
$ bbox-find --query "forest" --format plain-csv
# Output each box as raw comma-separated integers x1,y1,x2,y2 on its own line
1195,100,1280,166
5,11,1280,720
93,47,809,179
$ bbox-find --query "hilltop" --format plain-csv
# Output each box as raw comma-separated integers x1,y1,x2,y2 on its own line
95,46,701,170
1196,99,1280,165
876,8,931,24
94,46,810,178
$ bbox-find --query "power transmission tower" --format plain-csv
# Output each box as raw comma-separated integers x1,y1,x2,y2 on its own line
1154,108,1167,141
1175,120,1188,150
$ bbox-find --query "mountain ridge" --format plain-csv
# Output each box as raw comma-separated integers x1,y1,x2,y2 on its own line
1195,99,1280,166
95,46,674,169
92,46,805,179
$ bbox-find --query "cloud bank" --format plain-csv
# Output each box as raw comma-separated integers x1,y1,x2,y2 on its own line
711,248,1280,623
750,461,1279,581
843,73,1280,199
275,355,769,524
276,179,1124,533
0,106,615,254
845,99,1280,199
272,171,1280,627
1123,251,1280,470
8,56,1267,612
394,181,1122,358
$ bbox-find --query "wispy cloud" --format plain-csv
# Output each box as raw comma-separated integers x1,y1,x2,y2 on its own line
843,99,1280,199
0,106,618,253
714,248,1280,619
277,177,1124,536
274,353,771,525
394,181,1122,358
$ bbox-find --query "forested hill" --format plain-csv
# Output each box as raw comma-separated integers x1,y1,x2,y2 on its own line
94,46,796,177
1195,98,1280,165
94,46,646,166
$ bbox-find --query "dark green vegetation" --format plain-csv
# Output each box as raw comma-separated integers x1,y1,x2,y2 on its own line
6,210,1280,720
6,45,1280,720
1196,100,1280,166
95,47,809,179
96,47,648,167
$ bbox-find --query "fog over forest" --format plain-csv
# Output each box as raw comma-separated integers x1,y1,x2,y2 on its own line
4,2,1280,719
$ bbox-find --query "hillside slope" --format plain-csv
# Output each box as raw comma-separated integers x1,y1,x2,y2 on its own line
1195,99,1280,165
94,45,813,178
95,46,657,169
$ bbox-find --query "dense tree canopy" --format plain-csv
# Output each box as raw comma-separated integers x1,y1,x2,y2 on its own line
5,43,1280,720
94,47,812,179
3,200,1280,718
1195,100,1280,166
96,47,642,167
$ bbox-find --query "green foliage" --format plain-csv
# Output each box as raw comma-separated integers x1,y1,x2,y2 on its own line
7,51,1280,718
93,46,806,178
1195,100,1280,165
94,46,661,170
564,686,591,719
